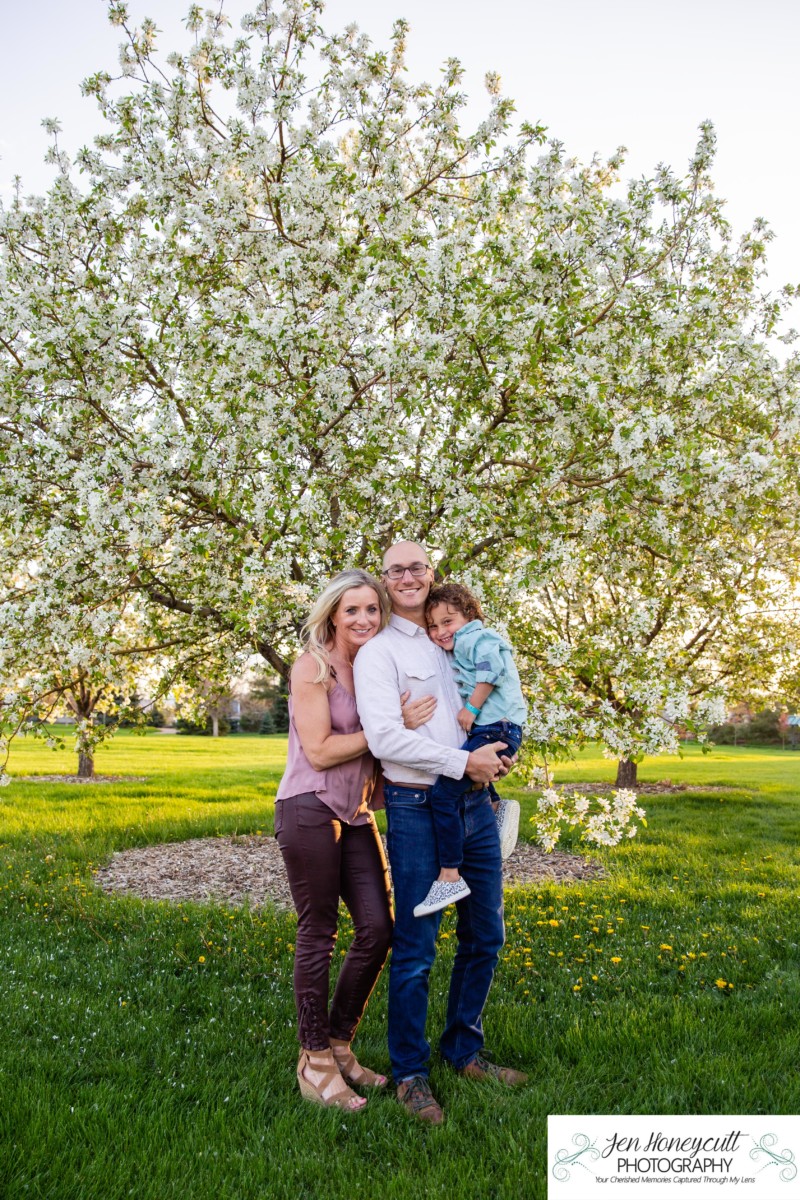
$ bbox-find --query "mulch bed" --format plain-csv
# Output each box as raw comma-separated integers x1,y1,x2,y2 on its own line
560,781,733,794
69,778,734,909
95,834,606,910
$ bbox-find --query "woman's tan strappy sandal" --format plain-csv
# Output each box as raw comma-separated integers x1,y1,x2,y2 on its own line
330,1038,388,1089
297,1049,367,1111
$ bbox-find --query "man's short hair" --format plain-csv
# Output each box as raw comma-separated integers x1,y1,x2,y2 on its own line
381,540,430,570
425,581,484,623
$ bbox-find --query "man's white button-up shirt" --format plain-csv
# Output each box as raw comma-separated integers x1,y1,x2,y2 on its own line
353,614,469,786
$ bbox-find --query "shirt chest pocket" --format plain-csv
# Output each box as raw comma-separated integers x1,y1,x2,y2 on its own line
402,665,436,700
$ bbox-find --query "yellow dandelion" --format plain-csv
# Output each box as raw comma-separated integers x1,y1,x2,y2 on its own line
610,956,622,964
715,978,727,989
198,956,206,963
660,944,673,951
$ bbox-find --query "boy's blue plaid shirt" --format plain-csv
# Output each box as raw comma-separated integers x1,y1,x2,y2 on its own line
450,620,527,726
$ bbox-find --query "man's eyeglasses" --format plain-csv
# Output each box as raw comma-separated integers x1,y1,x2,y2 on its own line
382,563,431,581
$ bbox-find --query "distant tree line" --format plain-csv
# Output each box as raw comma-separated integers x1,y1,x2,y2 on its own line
710,709,798,746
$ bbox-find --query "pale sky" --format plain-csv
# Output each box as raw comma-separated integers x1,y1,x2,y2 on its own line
2,0,799,324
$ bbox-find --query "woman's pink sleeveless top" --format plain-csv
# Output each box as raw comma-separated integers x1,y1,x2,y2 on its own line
275,677,379,824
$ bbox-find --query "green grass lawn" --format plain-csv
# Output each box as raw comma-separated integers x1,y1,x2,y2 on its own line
1,732,799,1200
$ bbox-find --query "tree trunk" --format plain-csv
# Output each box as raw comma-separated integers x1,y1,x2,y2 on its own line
77,750,95,779
67,674,101,779
211,713,220,738
615,758,638,788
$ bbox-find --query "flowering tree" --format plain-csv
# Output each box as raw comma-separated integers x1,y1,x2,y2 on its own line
1,615,151,780
0,0,798,785
532,775,647,853
0,557,237,775
470,524,800,785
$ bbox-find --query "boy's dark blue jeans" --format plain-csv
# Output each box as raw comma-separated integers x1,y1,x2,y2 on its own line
430,720,523,869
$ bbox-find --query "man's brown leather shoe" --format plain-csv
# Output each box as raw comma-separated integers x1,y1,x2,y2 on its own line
460,1054,528,1086
396,1075,444,1124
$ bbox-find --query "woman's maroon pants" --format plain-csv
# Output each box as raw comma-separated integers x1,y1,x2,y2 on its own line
275,792,393,1050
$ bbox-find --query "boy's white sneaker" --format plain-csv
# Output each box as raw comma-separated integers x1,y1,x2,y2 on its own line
413,878,471,917
496,798,520,860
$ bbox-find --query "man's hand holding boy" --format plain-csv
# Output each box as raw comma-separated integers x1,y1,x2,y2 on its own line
465,742,513,785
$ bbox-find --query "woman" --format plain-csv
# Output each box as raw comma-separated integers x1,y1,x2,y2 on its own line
274,568,394,1112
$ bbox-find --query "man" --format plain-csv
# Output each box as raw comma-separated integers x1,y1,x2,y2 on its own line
353,541,527,1124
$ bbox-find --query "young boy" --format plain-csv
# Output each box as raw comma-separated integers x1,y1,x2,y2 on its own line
413,582,526,918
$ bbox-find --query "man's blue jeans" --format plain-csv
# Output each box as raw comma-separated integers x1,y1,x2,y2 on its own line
429,721,523,869
383,782,505,1080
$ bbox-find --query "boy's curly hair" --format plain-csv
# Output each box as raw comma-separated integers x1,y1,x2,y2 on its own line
425,581,484,623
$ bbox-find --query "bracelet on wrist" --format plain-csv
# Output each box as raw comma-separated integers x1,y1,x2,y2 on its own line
465,702,482,717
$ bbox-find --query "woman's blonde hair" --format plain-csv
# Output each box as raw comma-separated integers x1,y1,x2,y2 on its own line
300,569,391,683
